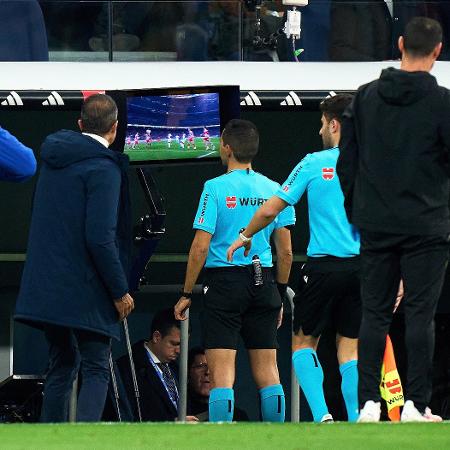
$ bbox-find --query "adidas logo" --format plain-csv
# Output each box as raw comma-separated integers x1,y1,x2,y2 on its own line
42,91,65,106
280,91,301,106
240,91,261,106
1,91,23,106
320,91,338,106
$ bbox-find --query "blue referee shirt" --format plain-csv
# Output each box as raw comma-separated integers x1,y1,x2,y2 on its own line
276,147,360,257
193,169,296,268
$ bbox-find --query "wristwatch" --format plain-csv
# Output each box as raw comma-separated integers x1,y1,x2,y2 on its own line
239,228,252,243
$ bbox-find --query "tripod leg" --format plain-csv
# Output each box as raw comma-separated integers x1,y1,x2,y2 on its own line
109,353,122,422
123,318,142,422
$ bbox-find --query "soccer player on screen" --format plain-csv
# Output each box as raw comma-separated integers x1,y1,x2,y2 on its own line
126,135,131,148
167,132,172,148
201,127,214,151
180,133,186,149
132,132,139,149
145,129,152,146
187,128,196,150
227,94,361,423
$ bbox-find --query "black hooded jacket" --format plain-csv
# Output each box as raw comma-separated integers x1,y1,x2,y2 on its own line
337,67,450,235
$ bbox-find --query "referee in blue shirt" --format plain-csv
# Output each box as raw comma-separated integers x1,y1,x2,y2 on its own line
228,95,362,422
175,119,295,423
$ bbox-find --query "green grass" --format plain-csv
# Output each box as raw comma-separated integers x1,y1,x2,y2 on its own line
1,422,449,450
124,137,220,162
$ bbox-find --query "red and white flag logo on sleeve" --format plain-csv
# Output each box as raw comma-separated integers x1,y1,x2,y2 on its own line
322,167,334,180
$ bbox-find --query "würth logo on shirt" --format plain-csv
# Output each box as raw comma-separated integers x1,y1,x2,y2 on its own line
198,193,209,223
226,196,237,209
282,185,289,192
322,168,334,180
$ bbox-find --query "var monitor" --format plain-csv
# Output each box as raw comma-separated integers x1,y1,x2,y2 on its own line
120,86,240,166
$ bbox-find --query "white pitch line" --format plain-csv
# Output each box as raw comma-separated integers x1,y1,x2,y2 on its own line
198,151,216,158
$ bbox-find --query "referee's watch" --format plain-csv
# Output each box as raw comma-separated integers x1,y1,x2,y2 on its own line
239,228,252,244
180,290,192,299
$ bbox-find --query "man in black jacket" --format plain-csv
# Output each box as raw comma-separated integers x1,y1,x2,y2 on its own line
337,17,450,422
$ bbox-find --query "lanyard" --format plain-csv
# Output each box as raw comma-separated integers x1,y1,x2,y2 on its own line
145,348,179,410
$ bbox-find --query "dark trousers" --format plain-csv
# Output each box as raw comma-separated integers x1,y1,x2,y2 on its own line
40,325,111,422
358,231,449,412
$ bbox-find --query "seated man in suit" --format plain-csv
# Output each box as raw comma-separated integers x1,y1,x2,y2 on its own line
117,308,196,421
187,347,248,421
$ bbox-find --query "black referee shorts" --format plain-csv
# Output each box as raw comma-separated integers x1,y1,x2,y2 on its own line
293,256,361,339
202,267,281,350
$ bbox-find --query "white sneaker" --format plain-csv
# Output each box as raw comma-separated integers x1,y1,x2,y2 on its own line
401,400,443,422
320,413,334,423
357,400,381,422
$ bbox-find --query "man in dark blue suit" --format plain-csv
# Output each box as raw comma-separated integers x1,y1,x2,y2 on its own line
116,308,188,422
15,94,134,422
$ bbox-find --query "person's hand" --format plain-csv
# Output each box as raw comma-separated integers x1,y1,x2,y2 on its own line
175,415,199,422
227,237,252,262
174,297,191,321
186,415,199,422
114,293,134,321
394,279,404,313
277,304,284,329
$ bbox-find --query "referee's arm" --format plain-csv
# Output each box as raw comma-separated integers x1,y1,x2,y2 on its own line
272,227,293,285
272,226,293,329
175,230,212,320
226,196,288,261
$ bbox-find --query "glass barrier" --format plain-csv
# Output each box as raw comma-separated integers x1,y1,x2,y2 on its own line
0,1,448,62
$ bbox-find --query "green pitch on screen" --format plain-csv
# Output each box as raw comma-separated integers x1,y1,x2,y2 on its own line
125,137,220,162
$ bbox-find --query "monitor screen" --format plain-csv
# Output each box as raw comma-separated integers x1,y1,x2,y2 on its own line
124,92,222,164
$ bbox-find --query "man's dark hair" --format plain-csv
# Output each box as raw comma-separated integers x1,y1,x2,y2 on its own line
222,119,259,163
80,94,118,135
150,308,181,338
319,94,354,124
403,17,442,57
188,347,205,369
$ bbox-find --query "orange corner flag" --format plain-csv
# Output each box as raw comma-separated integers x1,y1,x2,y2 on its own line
380,335,404,421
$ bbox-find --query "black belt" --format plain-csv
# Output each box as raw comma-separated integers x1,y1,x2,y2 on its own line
205,266,272,274
306,255,360,271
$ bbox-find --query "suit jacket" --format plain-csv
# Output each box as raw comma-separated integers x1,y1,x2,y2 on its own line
117,340,178,422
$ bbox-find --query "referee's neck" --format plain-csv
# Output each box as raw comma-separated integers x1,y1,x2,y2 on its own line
227,160,252,173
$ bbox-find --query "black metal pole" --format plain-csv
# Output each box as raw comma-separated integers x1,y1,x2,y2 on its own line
108,2,114,62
